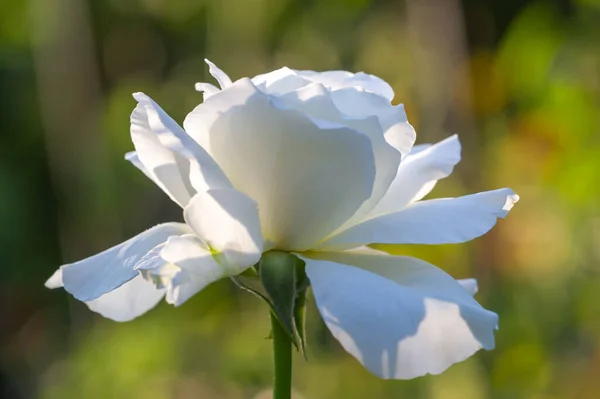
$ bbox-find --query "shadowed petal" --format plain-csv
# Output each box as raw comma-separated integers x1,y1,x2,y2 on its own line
58,223,191,301
85,275,164,322
301,250,498,379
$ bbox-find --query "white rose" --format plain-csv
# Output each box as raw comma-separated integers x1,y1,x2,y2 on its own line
46,60,518,379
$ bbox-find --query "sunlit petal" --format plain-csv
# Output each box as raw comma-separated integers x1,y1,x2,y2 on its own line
184,79,375,250
184,188,263,268
319,188,519,250
369,135,462,217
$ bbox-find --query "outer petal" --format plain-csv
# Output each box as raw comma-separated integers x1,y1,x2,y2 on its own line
85,275,165,322
294,69,395,102
301,251,498,379
368,135,462,218
45,268,63,289
184,79,376,250
125,151,155,182
184,188,263,267
318,188,519,250
194,82,220,101
458,278,478,296
131,93,231,206
45,269,164,321
205,59,232,89
58,222,192,301
131,95,195,206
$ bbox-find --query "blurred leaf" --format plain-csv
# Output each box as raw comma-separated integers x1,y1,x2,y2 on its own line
498,2,566,104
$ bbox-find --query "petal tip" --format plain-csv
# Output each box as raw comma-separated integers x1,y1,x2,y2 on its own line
45,268,63,289
503,190,520,213
132,92,146,102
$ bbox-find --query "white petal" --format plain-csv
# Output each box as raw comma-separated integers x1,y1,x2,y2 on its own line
159,235,229,306
368,135,462,218
407,143,431,155
183,78,257,150
251,67,311,95
60,222,192,301
130,96,194,207
184,79,376,250
380,104,417,159
295,69,395,101
277,83,401,226
132,93,232,199
100,234,219,307
184,188,263,268
45,269,63,289
458,278,478,296
301,251,498,379
205,59,232,89
194,82,220,95
194,82,220,101
85,275,165,322
124,151,154,182
319,188,519,250
330,89,415,157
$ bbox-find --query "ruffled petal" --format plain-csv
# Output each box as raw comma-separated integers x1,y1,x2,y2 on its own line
294,69,395,102
368,135,461,217
130,95,195,207
330,89,416,157
251,67,312,95
131,93,232,200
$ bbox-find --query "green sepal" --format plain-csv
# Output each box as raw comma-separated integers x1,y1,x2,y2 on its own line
293,287,308,359
231,251,310,358
258,251,310,358
293,260,309,359
230,266,269,302
259,251,299,342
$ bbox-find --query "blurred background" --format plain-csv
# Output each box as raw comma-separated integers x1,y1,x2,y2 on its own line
1,0,600,398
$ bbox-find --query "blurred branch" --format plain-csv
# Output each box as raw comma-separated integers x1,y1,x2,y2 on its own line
405,0,480,186
30,0,120,261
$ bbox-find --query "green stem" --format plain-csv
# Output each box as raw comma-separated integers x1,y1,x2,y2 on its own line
271,312,292,399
